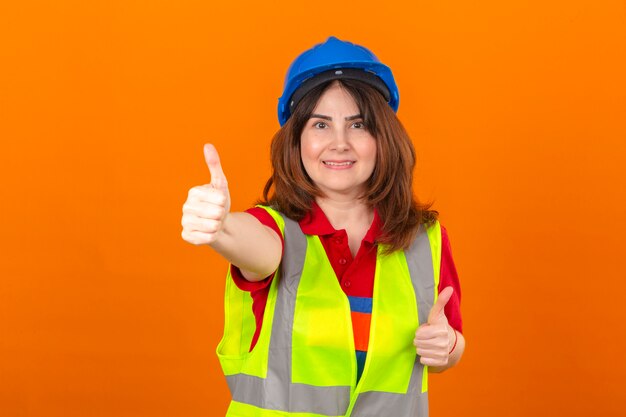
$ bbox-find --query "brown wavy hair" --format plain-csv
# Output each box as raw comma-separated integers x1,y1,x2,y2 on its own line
260,79,437,253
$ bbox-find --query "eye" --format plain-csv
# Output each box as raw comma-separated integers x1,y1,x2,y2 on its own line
313,121,328,129
351,121,365,129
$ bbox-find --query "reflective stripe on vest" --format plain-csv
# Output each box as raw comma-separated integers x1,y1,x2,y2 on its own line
216,207,440,417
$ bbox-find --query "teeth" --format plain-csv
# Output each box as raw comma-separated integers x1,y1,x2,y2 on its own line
323,161,354,166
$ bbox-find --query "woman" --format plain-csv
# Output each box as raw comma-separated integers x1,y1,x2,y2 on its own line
182,36,465,417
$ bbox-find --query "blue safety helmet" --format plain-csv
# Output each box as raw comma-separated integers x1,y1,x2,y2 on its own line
277,36,399,126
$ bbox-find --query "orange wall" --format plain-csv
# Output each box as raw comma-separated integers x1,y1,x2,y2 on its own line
1,1,625,416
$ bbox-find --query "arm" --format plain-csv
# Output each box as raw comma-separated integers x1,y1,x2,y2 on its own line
210,212,281,281
425,225,465,373
181,144,282,282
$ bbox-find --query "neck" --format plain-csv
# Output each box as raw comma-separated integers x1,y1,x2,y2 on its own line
315,196,374,230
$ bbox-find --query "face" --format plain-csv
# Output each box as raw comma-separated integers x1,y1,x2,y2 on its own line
300,81,377,199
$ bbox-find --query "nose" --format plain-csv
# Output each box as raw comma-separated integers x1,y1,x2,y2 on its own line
329,128,349,152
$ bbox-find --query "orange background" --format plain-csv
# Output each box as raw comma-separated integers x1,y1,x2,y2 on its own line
1,0,625,416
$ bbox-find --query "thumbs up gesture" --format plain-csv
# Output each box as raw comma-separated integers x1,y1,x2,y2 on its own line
181,144,231,245
413,286,456,367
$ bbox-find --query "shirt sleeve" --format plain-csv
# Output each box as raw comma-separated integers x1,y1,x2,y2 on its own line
438,224,463,334
229,207,284,292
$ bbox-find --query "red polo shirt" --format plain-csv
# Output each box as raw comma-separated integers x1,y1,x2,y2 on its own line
230,203,463,358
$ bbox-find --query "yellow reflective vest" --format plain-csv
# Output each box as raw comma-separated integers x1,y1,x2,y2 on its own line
217,206,442,417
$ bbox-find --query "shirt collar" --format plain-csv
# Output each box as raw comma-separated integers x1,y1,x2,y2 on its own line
299,201,336,236
363,209,382,244
299,201,382,244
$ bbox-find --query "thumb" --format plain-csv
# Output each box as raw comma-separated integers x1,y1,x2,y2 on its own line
204,144,228,190
427,286,453,324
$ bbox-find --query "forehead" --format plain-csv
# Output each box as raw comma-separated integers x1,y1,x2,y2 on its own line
312,82,360,114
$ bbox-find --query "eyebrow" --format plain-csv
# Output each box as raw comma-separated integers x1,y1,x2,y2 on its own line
310,113,362,121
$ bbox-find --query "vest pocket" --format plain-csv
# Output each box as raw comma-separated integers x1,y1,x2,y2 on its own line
217,269,259,376
290,237,356,387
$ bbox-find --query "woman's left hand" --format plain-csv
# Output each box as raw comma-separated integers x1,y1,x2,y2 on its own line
413,286,455,367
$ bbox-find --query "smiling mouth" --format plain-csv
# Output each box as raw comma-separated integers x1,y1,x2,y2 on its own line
322,161,355,166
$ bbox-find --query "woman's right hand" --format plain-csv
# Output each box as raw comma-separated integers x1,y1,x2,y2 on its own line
181,144,231,245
